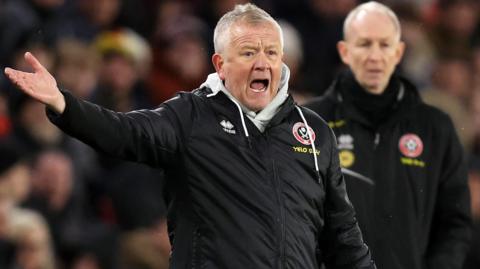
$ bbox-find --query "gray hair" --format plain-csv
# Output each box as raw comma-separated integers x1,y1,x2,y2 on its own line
343,1,401,41
213,3,283,53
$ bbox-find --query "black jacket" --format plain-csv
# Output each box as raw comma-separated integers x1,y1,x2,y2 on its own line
306,76,471,269
47,87,375,269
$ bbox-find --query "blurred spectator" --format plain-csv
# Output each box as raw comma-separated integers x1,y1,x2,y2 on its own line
430,0,480,58
116,0,160,39
78,0,120,31
198,0,250,31
0,142,55,269
278,20,312,105
148,1,211,104
430,56,474,103
24,149,116,269
11,94,63,154
421,55,475,149
383,0,435,9
95,28,151,79
89,156,169,269
50,38,103,216
53,38,100,100
49,0,122,42
10,41,56,75
0,143,31,207
9,211,56,269
90,27,170,269
4,41,62,155
0,0,65,67
285,0,359,96
92,28,153,111
393,2,436,88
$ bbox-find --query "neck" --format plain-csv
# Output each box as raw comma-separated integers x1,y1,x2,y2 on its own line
339,70,400,126
362,84,387,95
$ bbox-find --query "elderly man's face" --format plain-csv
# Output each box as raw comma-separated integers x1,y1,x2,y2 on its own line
213,21,283,111
338,11,405,94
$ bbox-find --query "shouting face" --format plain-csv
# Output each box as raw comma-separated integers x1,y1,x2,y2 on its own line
213,21,283,111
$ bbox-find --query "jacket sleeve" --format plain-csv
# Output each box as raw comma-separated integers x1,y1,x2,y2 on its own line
426,116,472,269
321,128,376,269
47,90,190,168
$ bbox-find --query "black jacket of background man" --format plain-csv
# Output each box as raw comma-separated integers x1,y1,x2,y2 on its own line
306,72,471,269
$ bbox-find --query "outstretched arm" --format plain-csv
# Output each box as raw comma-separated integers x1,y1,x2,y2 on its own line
5,51,187,168
4,52,66,114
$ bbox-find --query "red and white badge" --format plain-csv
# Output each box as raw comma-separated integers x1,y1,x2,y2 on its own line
398,133,423,158
292,122,316,145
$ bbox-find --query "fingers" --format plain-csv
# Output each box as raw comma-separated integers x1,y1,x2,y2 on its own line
4,67,21,84
3,68,33,93
4,68,23,82
24,51,45,73
4,67,13,78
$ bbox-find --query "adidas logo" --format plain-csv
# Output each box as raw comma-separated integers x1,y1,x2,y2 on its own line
220,120,236,134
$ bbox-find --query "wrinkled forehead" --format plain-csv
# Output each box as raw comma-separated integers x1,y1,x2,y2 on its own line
228,21,282,46
345,10,400,41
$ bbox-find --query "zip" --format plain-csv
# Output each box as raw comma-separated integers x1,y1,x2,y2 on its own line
271,159,286,269
374,132,380,149
264,130,286,268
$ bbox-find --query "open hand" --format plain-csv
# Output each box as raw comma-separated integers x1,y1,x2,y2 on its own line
4,52,65,114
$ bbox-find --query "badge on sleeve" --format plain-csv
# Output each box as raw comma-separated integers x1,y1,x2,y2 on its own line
339,150,355,168
292,122,316,145
398,133,423,158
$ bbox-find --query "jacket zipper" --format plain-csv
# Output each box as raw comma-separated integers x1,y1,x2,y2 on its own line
373,132,380,149
271,159,286,269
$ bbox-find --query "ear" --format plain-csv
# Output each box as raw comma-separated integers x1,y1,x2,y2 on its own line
337,41,350,65
394,41,406,65
212,53,225,80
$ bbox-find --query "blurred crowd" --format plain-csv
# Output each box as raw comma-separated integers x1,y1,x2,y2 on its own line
0,0,480,268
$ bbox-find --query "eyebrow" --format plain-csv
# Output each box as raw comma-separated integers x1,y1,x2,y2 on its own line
238,43,281,51
354,36,395,42
240,45,259,50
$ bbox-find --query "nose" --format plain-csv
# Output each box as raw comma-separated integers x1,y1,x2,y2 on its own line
367,44,382,61
253,52,270,71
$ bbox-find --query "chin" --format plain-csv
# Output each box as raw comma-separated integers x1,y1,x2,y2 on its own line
248,103,267,112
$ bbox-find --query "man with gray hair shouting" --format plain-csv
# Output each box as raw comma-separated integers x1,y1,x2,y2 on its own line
5,3,375,269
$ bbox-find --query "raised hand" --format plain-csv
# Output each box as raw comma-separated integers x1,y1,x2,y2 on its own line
4,52,65,114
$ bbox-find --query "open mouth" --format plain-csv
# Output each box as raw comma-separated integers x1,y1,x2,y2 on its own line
367,69,383,74
250,79,269,93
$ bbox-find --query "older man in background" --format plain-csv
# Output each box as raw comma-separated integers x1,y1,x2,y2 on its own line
306,2,471,269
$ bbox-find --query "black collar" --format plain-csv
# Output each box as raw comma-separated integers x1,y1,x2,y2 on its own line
336,70,403,128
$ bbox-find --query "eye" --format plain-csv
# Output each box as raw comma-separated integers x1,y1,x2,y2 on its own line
380,42,391,48
357,42,370,48
242,51,255,57
267,50,278,56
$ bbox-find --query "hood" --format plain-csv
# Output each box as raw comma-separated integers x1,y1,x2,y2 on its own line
201,64,290,132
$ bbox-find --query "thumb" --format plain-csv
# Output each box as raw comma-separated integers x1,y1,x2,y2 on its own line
24,52,46,73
